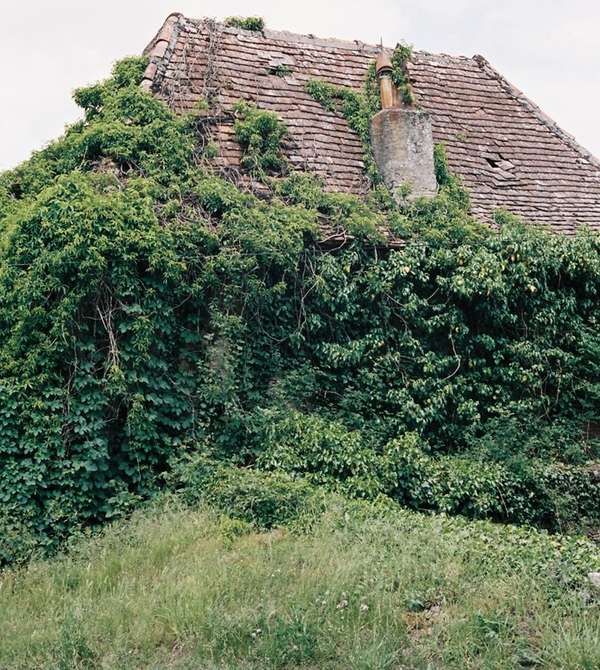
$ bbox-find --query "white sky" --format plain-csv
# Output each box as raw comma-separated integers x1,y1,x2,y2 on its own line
2,0,599,170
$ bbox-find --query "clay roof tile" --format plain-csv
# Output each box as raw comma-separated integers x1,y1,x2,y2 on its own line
143,14,600,235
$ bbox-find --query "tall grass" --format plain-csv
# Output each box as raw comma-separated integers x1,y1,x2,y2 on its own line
0,498,598,669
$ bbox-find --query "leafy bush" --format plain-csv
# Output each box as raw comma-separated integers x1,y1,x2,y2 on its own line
384,442,600,529
224,16,265,31
233,101,288,177
258,417,599,530
257,410,388,498
168,454,324,528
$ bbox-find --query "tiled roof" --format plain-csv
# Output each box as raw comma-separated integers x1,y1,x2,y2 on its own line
143,13,600,235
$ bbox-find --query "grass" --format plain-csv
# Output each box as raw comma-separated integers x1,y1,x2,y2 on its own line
0,497,599,669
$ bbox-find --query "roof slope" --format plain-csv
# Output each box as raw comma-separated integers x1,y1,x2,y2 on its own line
143,13,600,234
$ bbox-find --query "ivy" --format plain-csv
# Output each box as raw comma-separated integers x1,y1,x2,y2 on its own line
233,101,289,178
0,57,599,564
305,46,414,185
391,43,415,105
306,79,382,185
257,416,600,529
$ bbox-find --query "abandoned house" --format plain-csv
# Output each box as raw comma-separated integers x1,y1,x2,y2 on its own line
142,13,600,236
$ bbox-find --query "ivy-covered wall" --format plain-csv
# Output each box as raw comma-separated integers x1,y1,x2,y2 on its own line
0,58,598,563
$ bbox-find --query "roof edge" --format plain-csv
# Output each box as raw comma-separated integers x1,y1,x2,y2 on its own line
473,54,600,171
141,12,184,91
183,15,459,60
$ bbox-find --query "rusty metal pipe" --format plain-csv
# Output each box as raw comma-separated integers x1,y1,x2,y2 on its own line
375,50,398,109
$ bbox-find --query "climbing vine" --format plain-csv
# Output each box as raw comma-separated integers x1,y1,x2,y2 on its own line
391,43,415,105
0,57,599,564
306,78,382,184
306,44,417,186
233,101,289,177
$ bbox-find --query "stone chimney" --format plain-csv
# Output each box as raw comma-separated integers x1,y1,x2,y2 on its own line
370,48,437,199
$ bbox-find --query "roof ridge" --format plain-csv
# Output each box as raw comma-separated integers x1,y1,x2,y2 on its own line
473,54,600,170
181,15,471,61
186,16,381,53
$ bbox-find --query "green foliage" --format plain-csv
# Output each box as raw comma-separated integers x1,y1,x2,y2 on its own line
385,442,600,529
364,62,382,115
224,16,265,31
168,453,325,528
274,172,385,240
433,142,470,210
391,43,415,105
306,79,382,184
257,415,599,529
233,101,289,178
305,45,413,184
268,63,292,77
257,410,387,498
0,56,599,565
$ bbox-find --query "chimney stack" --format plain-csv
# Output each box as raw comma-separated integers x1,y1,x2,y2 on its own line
370,47,437,200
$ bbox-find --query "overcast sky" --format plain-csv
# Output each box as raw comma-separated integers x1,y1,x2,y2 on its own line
2,0,599,171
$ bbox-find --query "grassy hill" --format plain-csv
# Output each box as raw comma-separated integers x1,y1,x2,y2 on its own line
1,490,599,670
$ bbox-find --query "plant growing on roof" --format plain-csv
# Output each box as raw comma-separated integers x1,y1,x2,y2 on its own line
391,43,415,105
268,64,293,77
233,101,289,178
305,78,382,185
224,16,265,32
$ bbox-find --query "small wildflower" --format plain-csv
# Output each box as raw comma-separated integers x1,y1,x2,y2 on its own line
360,603,369,612
336,598,349,610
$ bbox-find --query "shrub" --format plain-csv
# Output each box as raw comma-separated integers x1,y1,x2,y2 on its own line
384,442,600,529
233,101,288,177
224,16,265,32
257,410,388,499
168,453,325,528
257,417,600,530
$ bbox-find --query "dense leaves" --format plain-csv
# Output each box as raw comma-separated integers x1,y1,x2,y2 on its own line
233,101,289,177
0,58,598,562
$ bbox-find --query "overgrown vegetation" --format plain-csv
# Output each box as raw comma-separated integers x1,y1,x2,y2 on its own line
268,63,293,77
1,473,599,669
391,42,415,105
305,43,414,184
306,76,382,184
233,100,289,177
224,16,265,32
0,56,599,567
